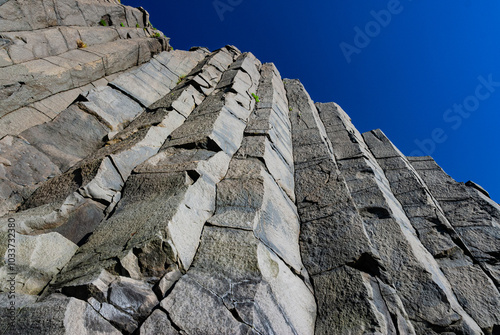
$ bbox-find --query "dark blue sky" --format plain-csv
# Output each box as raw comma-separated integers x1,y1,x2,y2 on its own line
124,0,500,202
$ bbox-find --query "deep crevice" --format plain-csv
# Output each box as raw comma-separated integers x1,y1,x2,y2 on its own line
186,170,200,183
109,82,147,108
156,305,185,333
346,252,385,278
229,307,245,323
359,206,392,220
172,137,222,153
375,278,402,335
72,167,84,186
152,270,182,301
204,221,253,232
77,232,93,247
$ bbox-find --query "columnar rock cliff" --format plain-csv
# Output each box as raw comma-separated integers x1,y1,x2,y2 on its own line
1,1,499,334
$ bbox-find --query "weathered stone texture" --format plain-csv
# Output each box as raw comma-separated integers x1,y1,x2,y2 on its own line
408,155,500,291
160,67,316,334
0,293,121,335
15,47,262,335
285,80,415,335
0,0,145,33
1,2,499,334
363,128,500,334
314,102,487,334
0,0,171,141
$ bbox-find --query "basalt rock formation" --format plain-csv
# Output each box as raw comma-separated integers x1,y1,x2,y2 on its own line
1,1,500,334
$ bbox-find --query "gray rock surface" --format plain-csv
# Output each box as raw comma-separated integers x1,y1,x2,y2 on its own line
0,232,78,295
0,135,61,215
0,293,120,335
161,226,315,335
139,309,179,335
20,104,109,172
363,128,500,334
0,0,170,140
79,86,144,131
285,79,413,335
408,155,500,291
315,102,484,334
1,2,499,334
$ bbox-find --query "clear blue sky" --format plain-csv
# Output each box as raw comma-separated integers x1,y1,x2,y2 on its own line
124,0,500,203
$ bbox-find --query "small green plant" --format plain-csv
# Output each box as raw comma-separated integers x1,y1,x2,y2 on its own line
152,32,161,38
99,19,108,26
76,39,87,48
120,22,124,27
136,23,140,28
176,75,186,85
168,46,174,51
288,107,292,111
251,93,260,103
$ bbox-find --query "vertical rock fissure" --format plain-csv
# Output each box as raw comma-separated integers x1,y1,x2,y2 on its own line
361,129,500,332
285,79,403,335
154,60,316,335
376,280,402,335
316,102,485,334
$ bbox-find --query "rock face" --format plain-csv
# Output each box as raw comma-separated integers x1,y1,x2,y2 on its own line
1,1,499,334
